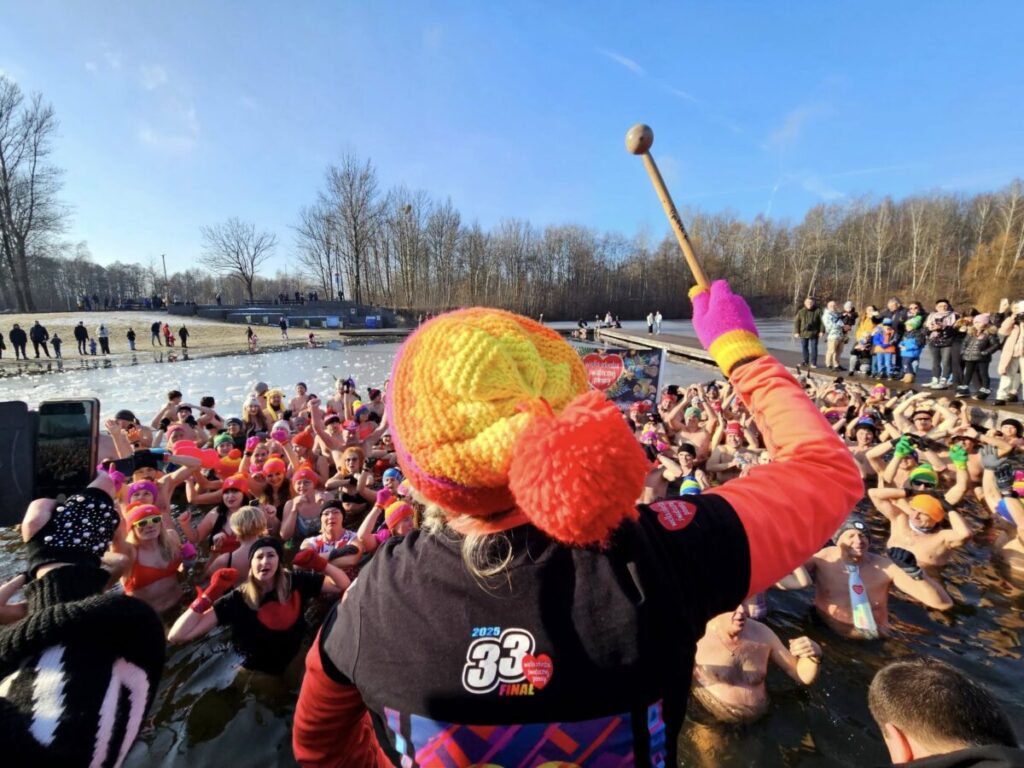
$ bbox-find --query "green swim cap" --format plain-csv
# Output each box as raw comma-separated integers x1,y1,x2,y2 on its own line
907,463,938,487
213,433,234,448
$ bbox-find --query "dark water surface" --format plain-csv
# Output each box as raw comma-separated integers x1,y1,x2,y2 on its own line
0,336,1020,767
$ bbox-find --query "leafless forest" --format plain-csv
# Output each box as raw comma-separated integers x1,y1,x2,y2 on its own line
2,76,1021,318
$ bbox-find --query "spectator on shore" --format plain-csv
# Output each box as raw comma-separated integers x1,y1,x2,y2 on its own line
127,327,137,351
646,311,654,335
89,337,97,355
9,323,27,360
868,658,1021,766
924,299,959,389
824,300,845,371
959,314,999,400
162,323,172,346
97,324,111,355
881,297,908,372
0,330,5,358
29,320,50,358
872,318,897,379
794,296,824,368
50,332,62,360
995,303,1024,407
179,326,190,350
898,315,925,383
280,316,289,340
151,320,162,346
654,310,663,334
74,321,88,354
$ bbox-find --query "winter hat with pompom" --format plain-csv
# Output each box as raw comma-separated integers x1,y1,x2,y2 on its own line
387,308,648,546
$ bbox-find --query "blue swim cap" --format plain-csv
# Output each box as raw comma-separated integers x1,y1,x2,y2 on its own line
383,468,403,481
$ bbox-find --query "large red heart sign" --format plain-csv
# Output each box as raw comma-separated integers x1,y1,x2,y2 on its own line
582,353,624,391
521,653,553,690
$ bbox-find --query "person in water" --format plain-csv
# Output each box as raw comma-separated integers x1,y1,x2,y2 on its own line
807,513,953,639
168,537,349,675
116,503,186,612
691,603,822,725
293,282,864,765
869,658,1023,766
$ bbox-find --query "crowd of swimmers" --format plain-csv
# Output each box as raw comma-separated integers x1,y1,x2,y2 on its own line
2,299,1022,765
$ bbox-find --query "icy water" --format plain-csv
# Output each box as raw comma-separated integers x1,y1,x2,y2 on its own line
0,326,1020,767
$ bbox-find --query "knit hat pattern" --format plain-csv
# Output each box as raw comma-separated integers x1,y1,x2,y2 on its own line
388,308,648,546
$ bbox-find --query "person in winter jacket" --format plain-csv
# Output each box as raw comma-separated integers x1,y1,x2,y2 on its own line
872,319,897,378
958,314,1000,400
793,296,824,367
823,300,846,370
898,315,925,383
29,320,50,358
994,302,1024,406
8,324,28,360
74,321,89,354
924,300,959,389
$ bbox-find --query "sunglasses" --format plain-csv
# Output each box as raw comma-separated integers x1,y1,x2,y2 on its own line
911,480,936,489
133,515,162,528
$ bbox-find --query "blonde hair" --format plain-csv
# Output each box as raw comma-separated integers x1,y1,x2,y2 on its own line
230,505,268,539
422,503,514,583
126,519,181,562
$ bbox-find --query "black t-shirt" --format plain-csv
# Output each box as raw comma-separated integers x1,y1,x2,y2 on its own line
319,494,750,766
214,571,324,674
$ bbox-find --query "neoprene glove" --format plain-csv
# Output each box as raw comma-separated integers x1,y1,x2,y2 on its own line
887,547,924,580
327,544,359,560
245,436,261,453
980,445,1003,472
893,436,915,459
190,567,238,611
948,443,968,471
376,488,395,508
688,280,767,376
292,549,329,573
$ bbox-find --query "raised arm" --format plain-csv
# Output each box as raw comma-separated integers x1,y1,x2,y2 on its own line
690,281,863,596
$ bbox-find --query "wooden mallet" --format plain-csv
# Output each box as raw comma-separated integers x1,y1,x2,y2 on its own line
625,123,710,290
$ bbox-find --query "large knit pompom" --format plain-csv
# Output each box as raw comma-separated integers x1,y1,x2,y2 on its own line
508,390,648,546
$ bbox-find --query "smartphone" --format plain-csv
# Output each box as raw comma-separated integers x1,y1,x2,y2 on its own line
35,399,99,500
100,456,136,476
0,401,36,526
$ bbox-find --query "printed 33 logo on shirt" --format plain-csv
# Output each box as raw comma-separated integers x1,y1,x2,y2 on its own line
461,627,553,696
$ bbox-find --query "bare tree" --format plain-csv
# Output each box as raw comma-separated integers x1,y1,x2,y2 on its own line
0,75,67,311
199,217,276,302
294,202,341,299
322,155,380,305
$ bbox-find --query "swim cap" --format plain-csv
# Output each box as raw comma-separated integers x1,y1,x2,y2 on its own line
384,500,414,529
684,406,702,421
679,478,701,496
909,494,945,524
114,409,137,422
127,503,162,526
907,464,938,487
291,467,319,486
213,433,234,448
834,512,868,541
128,480,159,500
677,442,697,458
221,474,250,495
387,308,647,546
263,457,287,475
292,428,315,449
249,536,283,562
324,414,341,426
853,417,878,433
725,421,743,437
382,467,403,481
320,500,343,516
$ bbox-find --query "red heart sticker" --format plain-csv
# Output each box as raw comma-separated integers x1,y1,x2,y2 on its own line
581,353,625,391
521,653,553,690
852,584,864,595
651,500,697,531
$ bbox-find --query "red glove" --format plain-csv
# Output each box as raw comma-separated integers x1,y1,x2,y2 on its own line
293,549,329,573
190,567,238,612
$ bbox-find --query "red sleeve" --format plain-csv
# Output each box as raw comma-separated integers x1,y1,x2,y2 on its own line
707,356,863,595
292,630,390,768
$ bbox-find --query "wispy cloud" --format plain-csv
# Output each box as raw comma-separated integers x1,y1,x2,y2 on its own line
103,51,122,70
138,100,199,152
84,61,97,72
765,103,827,149
597,48,643,75
669,87,697,103
799,173,844,201
827,162,925,179
139,64,168,91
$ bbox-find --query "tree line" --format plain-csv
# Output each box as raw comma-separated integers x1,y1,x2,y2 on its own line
3,74,1022,318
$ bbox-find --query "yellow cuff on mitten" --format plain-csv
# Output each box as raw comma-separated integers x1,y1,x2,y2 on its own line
707,329,768,376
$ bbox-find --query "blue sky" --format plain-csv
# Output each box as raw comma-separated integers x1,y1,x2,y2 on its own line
2,1,1023,273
